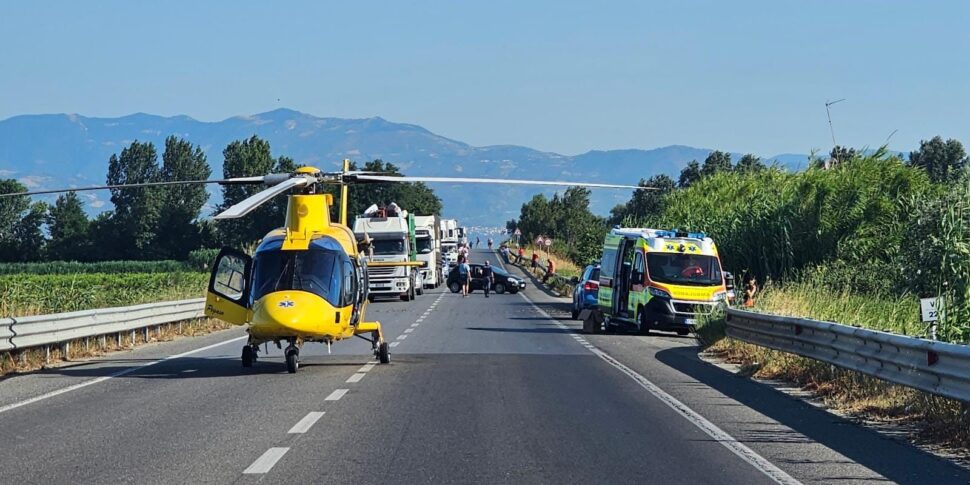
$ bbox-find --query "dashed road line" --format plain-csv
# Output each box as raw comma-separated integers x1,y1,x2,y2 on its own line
518,292,802,485
358,362,376,373
411,323,420,327
389,341,400,348
396,334,408,341
325,389,348,401
243,447,289,474
288,412,325,434
404,328,414,333
346,373,366,383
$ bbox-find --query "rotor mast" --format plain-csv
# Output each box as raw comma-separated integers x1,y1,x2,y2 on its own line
340,159,350,226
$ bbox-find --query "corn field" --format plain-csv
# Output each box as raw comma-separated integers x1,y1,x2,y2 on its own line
0,272,208,317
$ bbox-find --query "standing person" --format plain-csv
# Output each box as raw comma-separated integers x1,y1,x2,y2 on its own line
542,258,556,283
531,251,540,275
743,275,758,307
517,246,525,264
481,261,494,297
487,238,493,250
475,236,481,248
458,255,471,297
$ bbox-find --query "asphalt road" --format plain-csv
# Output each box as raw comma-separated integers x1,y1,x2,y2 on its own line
1,248,968,484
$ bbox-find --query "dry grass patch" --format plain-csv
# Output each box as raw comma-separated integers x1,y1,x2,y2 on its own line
0,318,232,377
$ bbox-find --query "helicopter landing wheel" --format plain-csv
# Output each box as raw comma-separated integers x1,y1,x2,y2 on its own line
377,342,390,364
285,346,299,374
242,345,255,368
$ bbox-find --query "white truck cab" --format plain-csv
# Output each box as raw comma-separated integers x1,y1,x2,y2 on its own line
414,215,442,288
353,204,423,301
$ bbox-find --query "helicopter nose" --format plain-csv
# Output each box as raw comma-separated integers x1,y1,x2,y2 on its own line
253,291,336,336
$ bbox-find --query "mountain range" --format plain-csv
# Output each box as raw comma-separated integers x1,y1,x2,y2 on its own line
0,108,810,226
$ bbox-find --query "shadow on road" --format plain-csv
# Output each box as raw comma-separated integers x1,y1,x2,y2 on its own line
21,355,369,380
465,326,578,335
654,346,970,483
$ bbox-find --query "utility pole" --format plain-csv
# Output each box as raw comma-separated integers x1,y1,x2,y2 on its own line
825,98,846,169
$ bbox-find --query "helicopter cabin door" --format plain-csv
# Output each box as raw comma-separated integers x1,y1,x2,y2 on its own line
205,247,253,325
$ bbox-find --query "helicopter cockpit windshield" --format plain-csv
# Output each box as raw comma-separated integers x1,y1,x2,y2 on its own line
252,237,355,307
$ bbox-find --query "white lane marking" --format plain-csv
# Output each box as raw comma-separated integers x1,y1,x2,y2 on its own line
0,335,248,416
519,293,802,485
389,341,400,348
404,328,414,334
346,373,366,383
358,363,376,373
416,318,425,322
396,334,408,341
288,412,325,434
411,323,420,327
243,447,289,474
325,389,348,401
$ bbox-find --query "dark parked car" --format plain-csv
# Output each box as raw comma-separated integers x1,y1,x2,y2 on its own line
447,264,527,294
570,264,600,319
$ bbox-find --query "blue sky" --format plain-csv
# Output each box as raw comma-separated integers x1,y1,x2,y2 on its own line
1,1,968,156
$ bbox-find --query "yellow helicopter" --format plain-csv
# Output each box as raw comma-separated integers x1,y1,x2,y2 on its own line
2,160,648,373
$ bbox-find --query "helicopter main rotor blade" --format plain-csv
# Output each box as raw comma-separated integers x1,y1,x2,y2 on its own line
351,175,655,190
0,176,267,199
213,176,309,220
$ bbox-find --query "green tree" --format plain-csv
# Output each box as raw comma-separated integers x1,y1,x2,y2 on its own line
735,154,766,174
156,136,212,259
218,136,292,247
107,141,163,258
701,150,732,178
908,136,968,184
678,160,702,188
828,145,857,168
337,160,442,224
46,191,91,261
0,180,47,261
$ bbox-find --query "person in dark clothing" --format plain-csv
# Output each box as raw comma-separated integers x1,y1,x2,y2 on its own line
481,261,495,297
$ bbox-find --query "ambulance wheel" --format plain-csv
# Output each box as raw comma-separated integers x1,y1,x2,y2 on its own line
285,348,299,374
638,311,652,336
241,345,254,368
378,342,390,364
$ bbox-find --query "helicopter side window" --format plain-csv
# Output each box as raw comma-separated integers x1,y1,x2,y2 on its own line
213,254,247,300
342,261,356,307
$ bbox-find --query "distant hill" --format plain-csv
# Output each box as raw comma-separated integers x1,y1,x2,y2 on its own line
0,109,810,225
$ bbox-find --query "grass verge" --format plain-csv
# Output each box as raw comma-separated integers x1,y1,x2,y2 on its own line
696,282,970,452
0,317,233,377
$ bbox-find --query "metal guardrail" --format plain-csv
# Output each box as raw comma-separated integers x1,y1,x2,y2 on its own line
725,308,970,403
0,299,206,353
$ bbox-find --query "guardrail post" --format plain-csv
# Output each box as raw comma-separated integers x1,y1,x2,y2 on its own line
61,342,70,361
116,332,122,348
130,330,135,345
144,327,149,343
44,345,50,364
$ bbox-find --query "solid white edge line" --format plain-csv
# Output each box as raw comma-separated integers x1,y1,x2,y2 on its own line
287,412,325,434
325,389,348,401
346,373,366,383
0,335,248,416
243,447,289,474
519,292,802,485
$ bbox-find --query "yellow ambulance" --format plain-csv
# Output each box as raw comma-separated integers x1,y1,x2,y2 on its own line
594,228,727,335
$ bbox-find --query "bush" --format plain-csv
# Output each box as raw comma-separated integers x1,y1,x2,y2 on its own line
187,248,220,271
